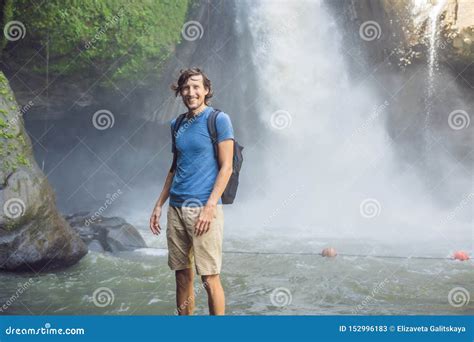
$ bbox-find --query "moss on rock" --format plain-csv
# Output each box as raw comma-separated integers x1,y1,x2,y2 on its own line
0,71,27,174
0,70,88,271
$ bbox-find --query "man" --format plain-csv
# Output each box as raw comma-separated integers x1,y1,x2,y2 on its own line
149,68,234,315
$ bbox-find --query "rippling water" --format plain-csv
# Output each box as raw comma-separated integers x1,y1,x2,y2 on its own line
0,229,472,315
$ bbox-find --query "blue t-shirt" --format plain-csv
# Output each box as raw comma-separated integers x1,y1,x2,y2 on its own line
169,106,234,207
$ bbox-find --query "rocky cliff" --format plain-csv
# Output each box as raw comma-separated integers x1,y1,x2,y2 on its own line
0,71,87,271
334,0,474,78
410,0,473,70
327,0,473,202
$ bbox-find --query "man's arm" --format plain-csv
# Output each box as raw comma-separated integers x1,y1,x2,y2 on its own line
149,161,176,235
194,139,234,236
155,168,176,208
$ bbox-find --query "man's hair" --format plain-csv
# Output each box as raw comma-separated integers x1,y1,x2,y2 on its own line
171,67,213,104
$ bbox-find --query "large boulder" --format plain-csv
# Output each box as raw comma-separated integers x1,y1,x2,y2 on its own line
0,71,88,272
65,212,147,252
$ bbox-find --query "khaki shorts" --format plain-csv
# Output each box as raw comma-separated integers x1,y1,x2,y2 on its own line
166,204,224,276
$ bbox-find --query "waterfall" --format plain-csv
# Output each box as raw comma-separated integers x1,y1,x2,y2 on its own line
427,0,447,100
410,0,447,125
229,0,470,243
234,0,399,238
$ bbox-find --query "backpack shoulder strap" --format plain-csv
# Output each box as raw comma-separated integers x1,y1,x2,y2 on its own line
172,113,187,154
170,113,186,173
207,109,221,158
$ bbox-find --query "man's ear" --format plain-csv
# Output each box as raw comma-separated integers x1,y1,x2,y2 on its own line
204,87,210,96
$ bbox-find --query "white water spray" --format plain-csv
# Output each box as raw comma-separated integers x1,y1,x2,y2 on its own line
229,0,470,245
427,0,447,100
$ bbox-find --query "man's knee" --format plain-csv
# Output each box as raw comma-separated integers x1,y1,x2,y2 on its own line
176,268,194,288
201,274,221,292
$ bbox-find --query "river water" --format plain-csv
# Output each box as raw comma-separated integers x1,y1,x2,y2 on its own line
1,228,472,315
1,0,472,316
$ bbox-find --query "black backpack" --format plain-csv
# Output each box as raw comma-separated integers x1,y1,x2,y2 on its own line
171,109,243,204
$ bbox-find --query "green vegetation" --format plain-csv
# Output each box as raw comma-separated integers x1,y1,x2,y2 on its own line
0,71,30,173
4,0,191,86
0,0,13,52
0,1,194,174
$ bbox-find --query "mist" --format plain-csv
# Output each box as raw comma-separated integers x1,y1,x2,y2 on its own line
22,0,472,249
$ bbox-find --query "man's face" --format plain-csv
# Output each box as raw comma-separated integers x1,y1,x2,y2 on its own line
180,74,209,110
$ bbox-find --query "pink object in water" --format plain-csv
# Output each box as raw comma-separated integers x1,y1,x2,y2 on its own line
322,247,337,257
453,251,470,261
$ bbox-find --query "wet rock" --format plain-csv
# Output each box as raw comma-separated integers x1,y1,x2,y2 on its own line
65,212,147,252
333,0,474,79
0,72,88,272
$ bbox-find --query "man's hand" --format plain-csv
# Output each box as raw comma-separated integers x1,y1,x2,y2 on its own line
149,206,162,235
194,204,217,236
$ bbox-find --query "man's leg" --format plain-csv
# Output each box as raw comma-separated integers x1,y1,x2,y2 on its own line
201,274,225,315
175,268,194,315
